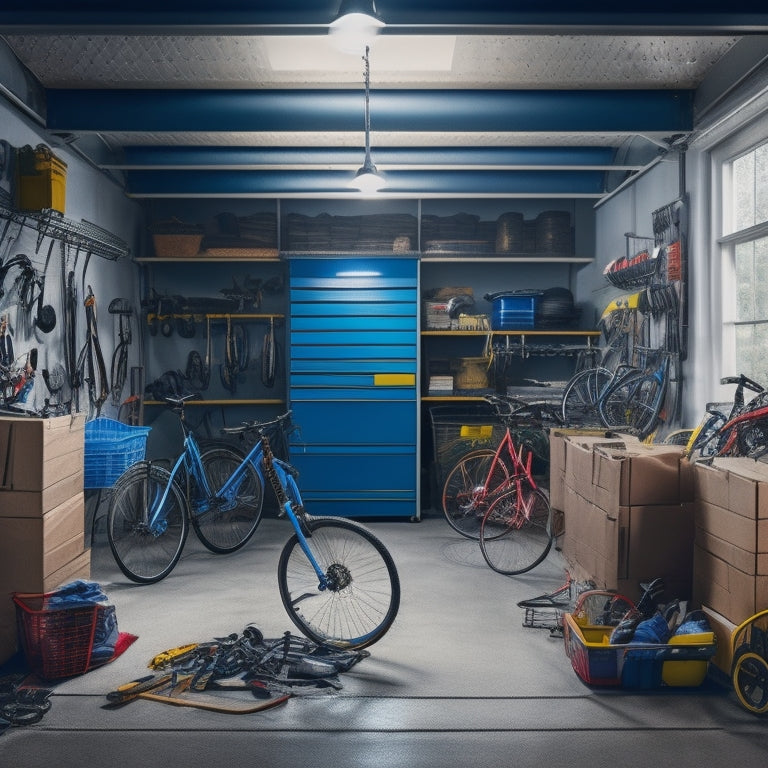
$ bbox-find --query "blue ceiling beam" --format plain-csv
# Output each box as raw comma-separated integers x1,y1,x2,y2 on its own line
1,2,767,31
46,89,693,134
113,145,622,170
123,169,608,198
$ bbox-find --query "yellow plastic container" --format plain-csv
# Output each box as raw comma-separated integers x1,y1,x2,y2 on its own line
661,632,717,687
15,144,67,213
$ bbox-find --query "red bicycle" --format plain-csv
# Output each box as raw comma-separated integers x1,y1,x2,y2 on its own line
441,395,555,574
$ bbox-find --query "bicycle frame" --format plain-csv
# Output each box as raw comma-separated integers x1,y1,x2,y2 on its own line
482,427,537,498
715,402,768,457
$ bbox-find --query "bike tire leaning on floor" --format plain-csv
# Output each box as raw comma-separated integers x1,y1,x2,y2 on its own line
277,516,401,650
441,449,510,539
192,446,265,553
479,486,553,575
107,461,189,584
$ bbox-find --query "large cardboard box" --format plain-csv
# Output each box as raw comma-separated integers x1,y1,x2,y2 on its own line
558,433,695,603
565,437,693,510
561,485,694,602
693,459,768,624
549,429,614,512
692,543,768,625
0,414,84,499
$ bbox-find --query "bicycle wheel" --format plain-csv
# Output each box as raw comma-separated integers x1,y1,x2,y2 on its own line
278,517,400,650
598,370,666,438
733,651,768,715
686,411,726,460
107,461,189,584
560,366,612,425
735,415,768,458
441,449,510,539
191,447,264,553
479,486,553,575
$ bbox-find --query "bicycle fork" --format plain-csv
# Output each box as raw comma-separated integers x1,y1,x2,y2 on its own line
263,456,329,594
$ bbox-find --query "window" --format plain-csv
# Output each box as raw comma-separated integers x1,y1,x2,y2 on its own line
721,139,768,383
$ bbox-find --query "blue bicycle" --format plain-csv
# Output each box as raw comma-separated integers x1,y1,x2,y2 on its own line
107,395,400,649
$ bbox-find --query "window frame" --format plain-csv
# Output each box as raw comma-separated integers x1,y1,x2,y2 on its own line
712,120,768,378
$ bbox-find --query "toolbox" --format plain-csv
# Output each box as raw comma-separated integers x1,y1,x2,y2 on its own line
15,144,67,213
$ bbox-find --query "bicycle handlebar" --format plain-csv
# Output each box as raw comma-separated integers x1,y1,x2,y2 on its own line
720,374,765,394
220,410,294,437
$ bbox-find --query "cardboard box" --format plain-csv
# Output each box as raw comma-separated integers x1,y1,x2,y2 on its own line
549,429,614,512
0,414,84,494
695,459,768,520
0,522,86,592
561,484,693,601
692,544,768,624
701,605,738,675
0,594,17,666
0,472,85,519
694,499,763,553
566,438,692,510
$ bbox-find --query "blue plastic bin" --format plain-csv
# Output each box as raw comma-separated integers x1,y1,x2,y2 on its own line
490,294,538,330
84,418,151,489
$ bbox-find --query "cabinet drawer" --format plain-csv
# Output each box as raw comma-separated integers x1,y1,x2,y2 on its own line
298,497,416,519
290,451,416,494
290,401,416,444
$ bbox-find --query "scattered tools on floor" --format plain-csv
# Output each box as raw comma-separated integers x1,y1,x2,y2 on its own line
105,624,370,714
0,675,53,735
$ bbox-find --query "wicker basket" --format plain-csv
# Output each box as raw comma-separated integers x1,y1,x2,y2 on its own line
152,233,203,258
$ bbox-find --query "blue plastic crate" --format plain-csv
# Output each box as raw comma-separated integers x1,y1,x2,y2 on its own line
490,294,538,330
84,418,151,489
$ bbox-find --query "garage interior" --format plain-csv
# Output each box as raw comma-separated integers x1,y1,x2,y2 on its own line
2,3,768,766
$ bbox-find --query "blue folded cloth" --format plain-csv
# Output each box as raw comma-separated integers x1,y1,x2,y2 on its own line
46,580,109,607
46,580,118,663
629,611,671,644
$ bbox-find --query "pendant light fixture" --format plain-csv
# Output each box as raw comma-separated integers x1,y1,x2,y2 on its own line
329,0,384,53
350,45,385,193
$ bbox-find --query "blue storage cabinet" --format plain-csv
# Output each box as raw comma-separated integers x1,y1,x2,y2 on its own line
288,257,419,519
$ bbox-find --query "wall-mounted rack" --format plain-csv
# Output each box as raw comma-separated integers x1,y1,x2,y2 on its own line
0,190,130,261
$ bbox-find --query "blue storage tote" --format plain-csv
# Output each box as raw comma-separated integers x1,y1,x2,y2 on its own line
84,418,151,489
488,293,539,330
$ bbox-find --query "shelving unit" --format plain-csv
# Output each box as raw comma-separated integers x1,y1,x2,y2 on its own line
420,329,600,401
137,250,288,421
135,196,598,516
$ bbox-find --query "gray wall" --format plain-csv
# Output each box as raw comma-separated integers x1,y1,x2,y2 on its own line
0,99,143,419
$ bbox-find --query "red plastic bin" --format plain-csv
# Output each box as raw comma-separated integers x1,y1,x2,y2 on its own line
13,591,104,680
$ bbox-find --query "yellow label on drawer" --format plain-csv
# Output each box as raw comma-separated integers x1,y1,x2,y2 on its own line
373,373,416,386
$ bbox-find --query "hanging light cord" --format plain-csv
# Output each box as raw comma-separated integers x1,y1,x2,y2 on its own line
363,45,372,163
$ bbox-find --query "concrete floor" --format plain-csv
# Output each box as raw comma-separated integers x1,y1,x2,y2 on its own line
2,505,767,767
